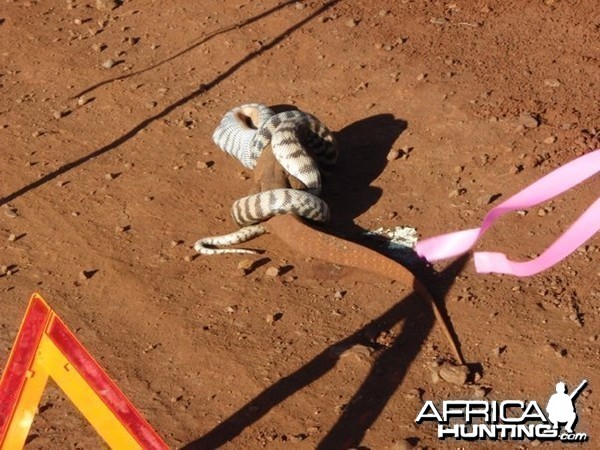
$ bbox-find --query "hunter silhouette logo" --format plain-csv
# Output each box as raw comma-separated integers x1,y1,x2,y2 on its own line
546,380,587,435
415,379,589,442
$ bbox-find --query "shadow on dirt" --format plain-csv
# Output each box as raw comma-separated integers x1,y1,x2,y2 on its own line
0,0,341,207
183,254,469,450
326,113,408,234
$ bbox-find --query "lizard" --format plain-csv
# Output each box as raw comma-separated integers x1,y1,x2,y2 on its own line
195,104,466,365
246,145,466,365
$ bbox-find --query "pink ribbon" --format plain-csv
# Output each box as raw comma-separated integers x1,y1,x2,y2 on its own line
416,149,600,276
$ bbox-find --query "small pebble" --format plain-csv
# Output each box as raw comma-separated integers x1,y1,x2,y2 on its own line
183,255,192,262
448,188,465,198
543,136,557,144
509,164,522,174
390,439,415,450
73,18,83,25
105,172,116,180
4,209,18,219
472,386,487,399
403,388,421,400
96,0,119,11
77,96,87,106
289,434,306,443
7,233,16,242
416,73,427,81
544,78,561,87
569,313,579,322
78,270,92,280
237,259,253,275
295,2,305,10
265,266,280,277
345,18,358,28
334,290,345,300
339,344,374,361
492,346,505,357
439,363,469,386
477,194,496,206
0,265,7,276
102,59,116,69
265,314,274,324
386,149,401,161
518,112,540,128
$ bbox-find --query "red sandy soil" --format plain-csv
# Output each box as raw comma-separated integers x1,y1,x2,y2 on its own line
1,0,599,448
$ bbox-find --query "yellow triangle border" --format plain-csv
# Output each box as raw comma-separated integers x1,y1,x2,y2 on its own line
0,293,168,449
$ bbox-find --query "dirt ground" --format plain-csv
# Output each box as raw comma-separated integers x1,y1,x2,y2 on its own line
1,0,599,449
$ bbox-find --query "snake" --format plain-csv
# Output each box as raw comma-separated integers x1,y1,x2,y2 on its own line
194,103,338,255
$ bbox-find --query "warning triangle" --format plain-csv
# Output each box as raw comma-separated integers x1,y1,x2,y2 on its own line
0,293,168,449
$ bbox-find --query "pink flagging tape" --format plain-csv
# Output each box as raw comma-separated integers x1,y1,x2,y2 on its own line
416,149,600,276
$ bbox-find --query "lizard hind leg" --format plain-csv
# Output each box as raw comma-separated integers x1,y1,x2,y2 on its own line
194,225,267,255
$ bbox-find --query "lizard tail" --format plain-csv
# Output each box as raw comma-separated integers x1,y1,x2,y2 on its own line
264,214,466,365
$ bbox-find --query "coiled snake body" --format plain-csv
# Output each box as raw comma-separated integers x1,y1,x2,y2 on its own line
195,103,337,254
